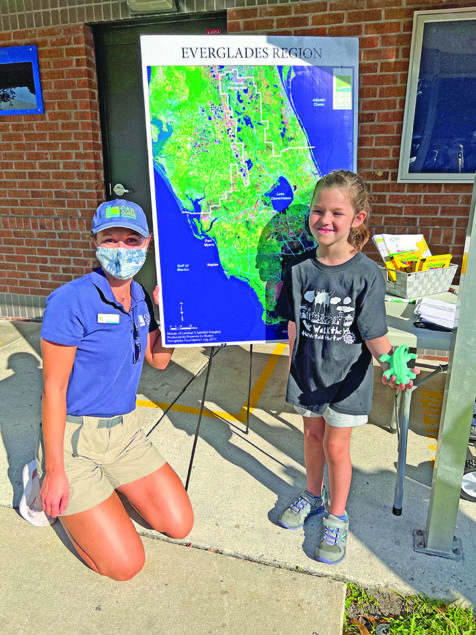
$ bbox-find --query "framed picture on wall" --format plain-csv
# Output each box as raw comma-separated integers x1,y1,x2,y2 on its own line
0,45,44,116
398,8,476,183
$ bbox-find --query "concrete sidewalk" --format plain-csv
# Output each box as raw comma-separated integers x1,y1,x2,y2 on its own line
0,507,344,635
1,319,475,634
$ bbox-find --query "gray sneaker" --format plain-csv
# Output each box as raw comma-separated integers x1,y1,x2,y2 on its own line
316,513,349,564
279,488,326,529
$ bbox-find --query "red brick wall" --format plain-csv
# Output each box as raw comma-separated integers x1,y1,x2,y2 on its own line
1,2,474,301
0,24,104,297
228,0,475,270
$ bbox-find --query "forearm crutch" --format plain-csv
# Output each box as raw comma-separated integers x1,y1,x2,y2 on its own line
393,364,448,516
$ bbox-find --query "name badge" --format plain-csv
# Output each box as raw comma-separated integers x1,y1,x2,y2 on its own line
97,313,120,324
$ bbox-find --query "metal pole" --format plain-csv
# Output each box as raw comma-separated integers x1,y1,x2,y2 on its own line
393,388,412,515
392,364,447,515
417,174,476,559
245,343,253,434
185,346,215,491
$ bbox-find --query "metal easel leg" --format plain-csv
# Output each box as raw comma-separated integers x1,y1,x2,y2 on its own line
185,346,215,491
245,344,253,435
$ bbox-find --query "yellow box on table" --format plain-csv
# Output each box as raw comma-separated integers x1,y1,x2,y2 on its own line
380,264,458,299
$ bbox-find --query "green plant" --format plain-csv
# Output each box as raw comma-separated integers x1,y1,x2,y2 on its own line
388,596,475,634
344,585,476,635
345,583,379,612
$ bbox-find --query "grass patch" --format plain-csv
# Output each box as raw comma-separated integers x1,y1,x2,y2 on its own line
344,583,476,634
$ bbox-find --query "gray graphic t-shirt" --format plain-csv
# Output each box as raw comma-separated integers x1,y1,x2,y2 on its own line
276,249,388,415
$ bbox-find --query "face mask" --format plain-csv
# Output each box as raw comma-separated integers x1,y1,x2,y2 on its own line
96,246,147,280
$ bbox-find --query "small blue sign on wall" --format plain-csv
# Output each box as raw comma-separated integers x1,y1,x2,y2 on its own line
0,45,44,116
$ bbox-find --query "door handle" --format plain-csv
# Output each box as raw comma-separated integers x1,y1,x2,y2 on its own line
112,183,132,197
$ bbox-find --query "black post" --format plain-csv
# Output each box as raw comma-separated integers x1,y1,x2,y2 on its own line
185,346,215,491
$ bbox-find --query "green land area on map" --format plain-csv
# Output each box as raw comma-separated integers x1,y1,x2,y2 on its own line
148,65,318,324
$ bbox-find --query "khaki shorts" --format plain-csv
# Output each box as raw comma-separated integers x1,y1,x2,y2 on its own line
293,405,368,428
36,409,166,516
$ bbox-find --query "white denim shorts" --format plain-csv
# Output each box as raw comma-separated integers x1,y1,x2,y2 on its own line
293,405,368,428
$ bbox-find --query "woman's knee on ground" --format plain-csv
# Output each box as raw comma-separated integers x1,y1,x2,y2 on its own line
95,540,145,581
60,498,146,581
122,463,194,539
170,506,194,539
149,500,194,539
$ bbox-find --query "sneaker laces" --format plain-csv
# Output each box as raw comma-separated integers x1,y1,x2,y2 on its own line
290,496,311,513
323,526,340,546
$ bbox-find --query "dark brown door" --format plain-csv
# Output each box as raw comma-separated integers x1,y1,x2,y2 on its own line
92,13,227,292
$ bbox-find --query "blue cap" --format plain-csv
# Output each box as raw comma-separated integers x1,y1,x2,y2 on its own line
92,199,149,238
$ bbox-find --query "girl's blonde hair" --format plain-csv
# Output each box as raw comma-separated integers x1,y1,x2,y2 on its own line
311,170,371,251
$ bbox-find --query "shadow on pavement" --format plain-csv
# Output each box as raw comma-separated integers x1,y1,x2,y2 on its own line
0,351,42,506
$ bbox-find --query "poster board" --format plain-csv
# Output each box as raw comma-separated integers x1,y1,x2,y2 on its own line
141,35,358,346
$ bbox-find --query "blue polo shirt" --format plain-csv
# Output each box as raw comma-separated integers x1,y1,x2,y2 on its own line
41,269,158,417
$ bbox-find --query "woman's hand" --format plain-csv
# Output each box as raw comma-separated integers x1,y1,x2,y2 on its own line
146,286,174,369
40,468,70,518
153,285,160,306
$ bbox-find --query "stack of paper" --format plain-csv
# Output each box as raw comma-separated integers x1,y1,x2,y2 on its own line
372,233,431,262
414,298,457,330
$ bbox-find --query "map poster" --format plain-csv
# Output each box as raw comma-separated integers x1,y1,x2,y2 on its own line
140,35,358,347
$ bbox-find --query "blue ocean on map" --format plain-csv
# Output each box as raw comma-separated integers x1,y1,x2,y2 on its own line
154,169,286,345
279,66,354,175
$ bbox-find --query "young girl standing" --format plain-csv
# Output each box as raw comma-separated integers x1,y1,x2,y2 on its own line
276,170,415,564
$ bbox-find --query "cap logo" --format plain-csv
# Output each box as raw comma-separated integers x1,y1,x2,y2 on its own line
104,204,137,220
105,205,120,218
119,205,137,219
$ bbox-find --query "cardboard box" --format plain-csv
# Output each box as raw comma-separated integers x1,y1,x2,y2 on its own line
380,264,458,299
